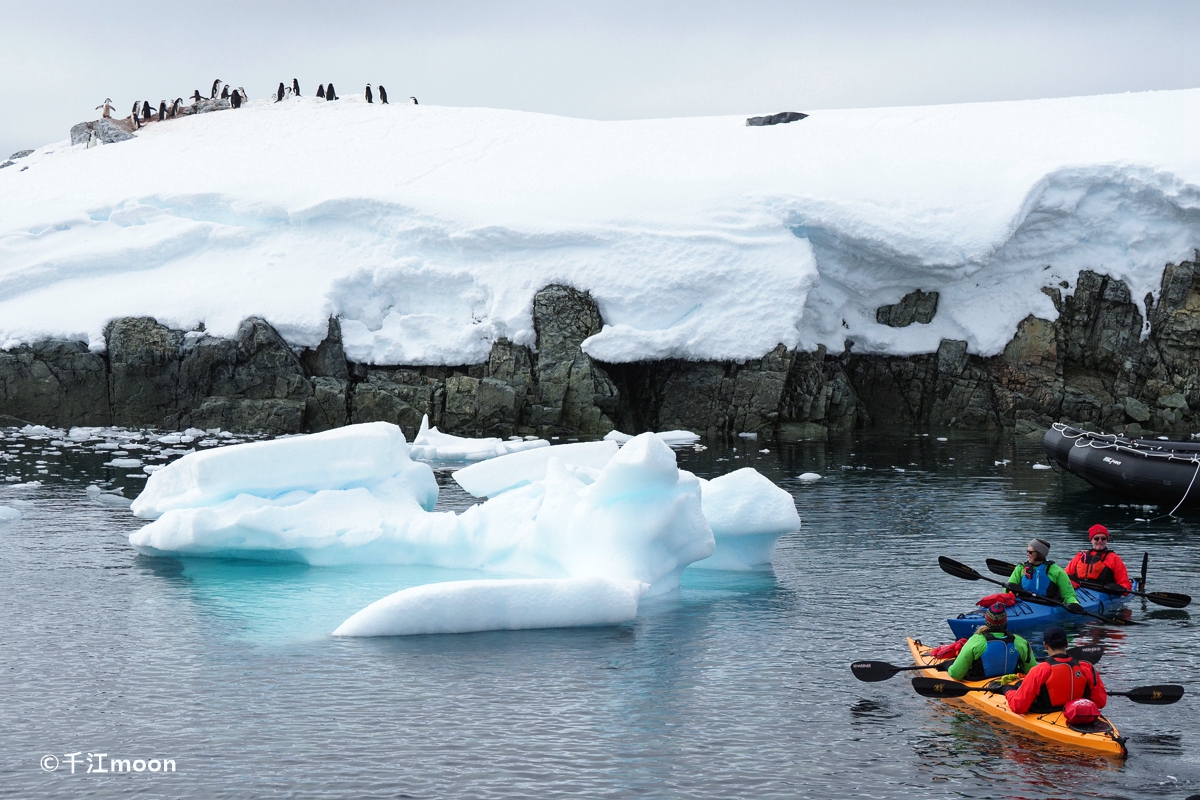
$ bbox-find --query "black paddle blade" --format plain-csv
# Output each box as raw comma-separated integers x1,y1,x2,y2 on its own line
1066,645,1103,665
1146,591,1191,609
985,558,1016,577
851,661,901,682
1114,684,1184,705
938,556,980,581
911,676,970,698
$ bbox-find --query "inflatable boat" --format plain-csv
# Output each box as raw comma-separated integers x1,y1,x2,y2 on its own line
1042,424,1200,509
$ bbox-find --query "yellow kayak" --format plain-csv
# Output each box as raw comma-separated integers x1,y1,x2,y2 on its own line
907,637,1127,758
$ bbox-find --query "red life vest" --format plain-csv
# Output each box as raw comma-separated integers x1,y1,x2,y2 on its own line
1070,550,1120,585
1036,656,1095,710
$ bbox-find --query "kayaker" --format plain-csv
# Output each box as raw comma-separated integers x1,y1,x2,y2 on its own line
1065,524,1132,593
999,626,1108,714
947,602,1036,681
1005,538,1083,611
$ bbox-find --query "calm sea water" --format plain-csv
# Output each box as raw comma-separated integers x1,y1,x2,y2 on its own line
1,429,1197,799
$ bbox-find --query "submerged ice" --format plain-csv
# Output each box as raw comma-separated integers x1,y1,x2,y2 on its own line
128,422,800,634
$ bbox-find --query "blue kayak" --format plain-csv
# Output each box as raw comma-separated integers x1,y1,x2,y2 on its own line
946,581,1140,640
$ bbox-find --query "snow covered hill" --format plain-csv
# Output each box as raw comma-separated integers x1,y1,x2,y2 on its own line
2,89,1199,365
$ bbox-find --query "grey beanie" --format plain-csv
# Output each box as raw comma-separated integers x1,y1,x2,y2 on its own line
1028,538,1050,559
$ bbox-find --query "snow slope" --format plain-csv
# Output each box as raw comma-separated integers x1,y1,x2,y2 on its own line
3,89,1200,363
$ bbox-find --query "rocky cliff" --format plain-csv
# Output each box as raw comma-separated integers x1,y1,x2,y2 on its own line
4,258,1200,439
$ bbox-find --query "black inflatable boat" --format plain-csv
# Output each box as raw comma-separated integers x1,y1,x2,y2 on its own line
1043,423,1200,509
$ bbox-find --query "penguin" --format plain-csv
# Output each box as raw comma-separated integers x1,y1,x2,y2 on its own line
231,89,242,109
191,90,202,104
95,98,115,118
326,82,337,100
276,82,285,102
159,100,167,120
211,79,222,99
378,85,388,104
142,101,152,121
87,129,99,149
292,78,300,96
131,100,141,118
237,87,248,104
317,84,325,99
365,84,373,103
171,98,182,117
410,96,418,105
221,85,230,99
285,86,293,98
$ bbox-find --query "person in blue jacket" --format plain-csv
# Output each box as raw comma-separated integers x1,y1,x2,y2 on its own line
1006,537,1081,610
947,602,1036,681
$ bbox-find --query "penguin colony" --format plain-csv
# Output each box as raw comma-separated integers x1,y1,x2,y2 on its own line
94,76,416,137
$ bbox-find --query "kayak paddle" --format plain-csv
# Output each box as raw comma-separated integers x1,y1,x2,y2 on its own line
938,556,1141,626
986,557,1190,609
912,676,1184,705
852,645,1102,682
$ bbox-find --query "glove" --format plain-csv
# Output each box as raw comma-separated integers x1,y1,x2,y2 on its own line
1103,583,1127,595
1065,602,1085,614
998,673,1021,686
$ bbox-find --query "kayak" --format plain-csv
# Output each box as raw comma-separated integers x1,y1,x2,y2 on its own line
946,582,1139,640
907,637,1127,757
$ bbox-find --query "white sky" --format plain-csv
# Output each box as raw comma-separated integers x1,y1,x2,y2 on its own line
2,1,1200,160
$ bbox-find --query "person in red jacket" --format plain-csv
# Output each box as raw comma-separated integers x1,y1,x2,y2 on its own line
1001,627,1107,715
1065,524,1132,593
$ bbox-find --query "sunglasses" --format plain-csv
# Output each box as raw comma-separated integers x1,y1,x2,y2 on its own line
1026,549,1038,554
1091,536,1108,542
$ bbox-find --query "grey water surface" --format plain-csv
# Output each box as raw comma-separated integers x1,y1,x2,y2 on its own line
1,428,1197,799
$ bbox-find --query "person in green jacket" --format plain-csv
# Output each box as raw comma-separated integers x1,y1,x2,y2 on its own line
1005,538,1081,609
947,602,1037,681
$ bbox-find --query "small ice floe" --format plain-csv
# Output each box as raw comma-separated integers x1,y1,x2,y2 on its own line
604,429,701,446
105,458,143,468
893,467,906,472
9,481,41,488
333,577,647,637
937,437,948,442
1032,463,1052,470
408,415,549,461
86,484,132,507
737,432,758,440
0,506,22,522
995,459,1011,466
143,464,165,474
759,449,770,454
797,472,822,482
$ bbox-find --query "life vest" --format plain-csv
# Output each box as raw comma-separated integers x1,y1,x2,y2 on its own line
1034,657,1095,711
1020,561,1061,599
1071,550,1119,585
969,632,1020,679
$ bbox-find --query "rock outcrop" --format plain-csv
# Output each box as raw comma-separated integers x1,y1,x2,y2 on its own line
876,289,939,327
69,119,136,146
3,259,1200,438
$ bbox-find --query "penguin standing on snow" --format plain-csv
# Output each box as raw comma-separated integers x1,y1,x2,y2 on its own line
211,79,222,99
317,84,325,99
365,84,373,103
142,101,152,122
276,82,285,102
130,102,142,129
326,82,337,100
410,96,418,104
237,87,248,104
95,98,115,118
292,78,300,96
230,89,242,109
221,85,230,99
87,129,99,148
159,100,167,120
171,98,182,117
378,85,388,104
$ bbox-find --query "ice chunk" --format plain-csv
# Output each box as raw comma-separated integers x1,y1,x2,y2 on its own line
333,577,647,637
453,440,619,498
408,415,549,461
604,429,701,446
132,422,435,519
0,506,21,522
692,468,800,570
737,432,759,440
797,472,822,482
105,458,142,468
1032,463,1052,470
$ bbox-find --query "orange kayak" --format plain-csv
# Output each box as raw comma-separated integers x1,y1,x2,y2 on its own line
907,637,1127,758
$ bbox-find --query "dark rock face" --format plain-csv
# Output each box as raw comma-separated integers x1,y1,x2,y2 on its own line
302,318,350,380
351,370,441,438
0,341,110,426
876,289,939,327
530,285,617,435
107,318,184,428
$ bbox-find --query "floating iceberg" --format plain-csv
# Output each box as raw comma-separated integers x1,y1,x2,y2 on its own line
0,506,21,522
603,430,701,446
408,415,548,462
452,440,619,497
695,469,801,570
333,577,647,637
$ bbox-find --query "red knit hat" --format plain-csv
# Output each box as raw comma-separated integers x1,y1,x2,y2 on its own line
984,602,1008,628
1088,524,1109,540
1063,698,1100,725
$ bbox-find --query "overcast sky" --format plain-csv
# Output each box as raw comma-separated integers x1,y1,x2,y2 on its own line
2,1,1200,159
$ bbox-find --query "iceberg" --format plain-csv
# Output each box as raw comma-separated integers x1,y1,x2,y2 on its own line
0,506,21,522
693,468,800,570
603,430,701,446
333,577,647,637
452,440,619,497
408,415,549,462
